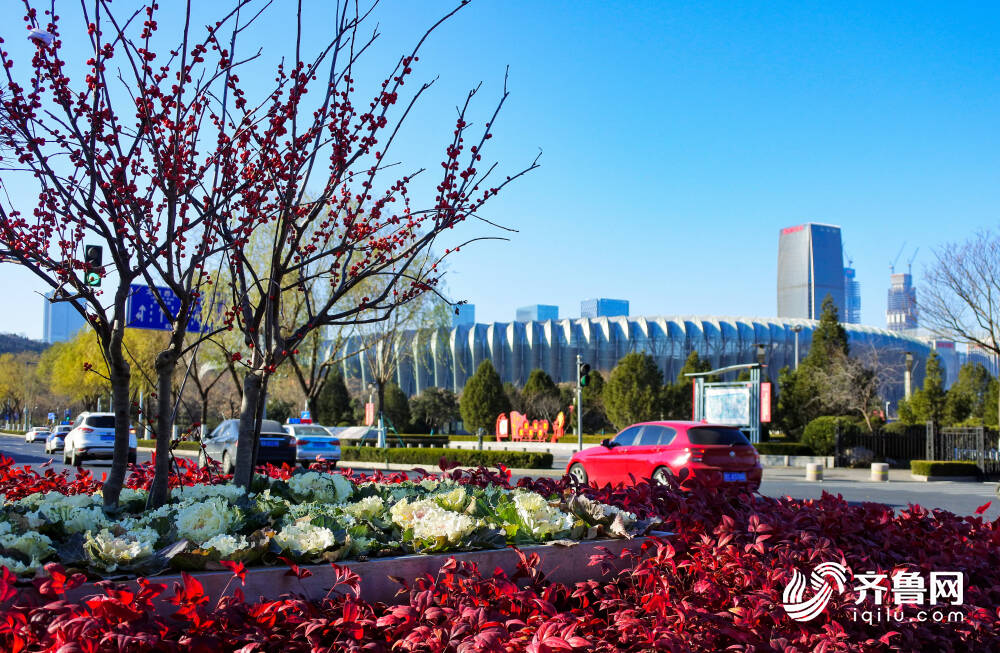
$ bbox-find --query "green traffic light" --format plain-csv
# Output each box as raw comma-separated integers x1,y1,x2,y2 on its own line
86,272,101,287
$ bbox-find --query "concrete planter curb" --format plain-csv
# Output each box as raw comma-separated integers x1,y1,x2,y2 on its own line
62,534,668,607
759,455,834,468
910,474,981,483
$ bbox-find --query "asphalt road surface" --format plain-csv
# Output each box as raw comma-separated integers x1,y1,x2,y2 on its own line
2,432,998,517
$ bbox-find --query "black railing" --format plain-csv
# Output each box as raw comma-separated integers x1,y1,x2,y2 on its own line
928,425,1000,476
836,424,927,467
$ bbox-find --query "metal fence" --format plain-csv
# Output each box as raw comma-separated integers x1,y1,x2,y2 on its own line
926,424,1000,476
836,424,927,467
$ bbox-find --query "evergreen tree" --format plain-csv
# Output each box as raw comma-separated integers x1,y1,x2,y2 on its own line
522,368,561,419
409,387,460,433
314,371,352,425
503,382,524,413
580,369,611,432
899,352,948,425
944,361,993,424
604,353,664,430
803,295,849,367
663,351,711,419
382,382,411,432
460,360,510,433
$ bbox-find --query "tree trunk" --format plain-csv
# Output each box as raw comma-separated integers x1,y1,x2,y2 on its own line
103,348,132,514
147,349,177,509
233,371,264,490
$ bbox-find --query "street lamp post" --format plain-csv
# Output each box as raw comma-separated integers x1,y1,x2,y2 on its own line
792,324,803,370
904,352,914,400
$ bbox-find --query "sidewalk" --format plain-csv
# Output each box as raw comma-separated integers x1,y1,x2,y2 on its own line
765,465,944,483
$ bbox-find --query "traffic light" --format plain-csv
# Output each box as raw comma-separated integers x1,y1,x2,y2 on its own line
578,361,591,388
84,245,102,286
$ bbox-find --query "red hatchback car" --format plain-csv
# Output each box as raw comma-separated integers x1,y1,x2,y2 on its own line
566,421,762,490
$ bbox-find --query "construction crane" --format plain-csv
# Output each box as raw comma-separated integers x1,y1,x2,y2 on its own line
907,247,919,274
890,242,907,274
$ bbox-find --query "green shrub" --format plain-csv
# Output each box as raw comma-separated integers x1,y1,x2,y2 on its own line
137,439,201,451
880,421,912,436
754,442,815,456
910,460,981,477
801,416,859,456
341,446,553,469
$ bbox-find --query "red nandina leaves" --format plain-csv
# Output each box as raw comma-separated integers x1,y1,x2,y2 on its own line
975,500,991,515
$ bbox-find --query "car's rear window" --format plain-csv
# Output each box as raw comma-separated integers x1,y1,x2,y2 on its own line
687,427,751,446
260,420,286,434
292,426,330,436
85,416,116,428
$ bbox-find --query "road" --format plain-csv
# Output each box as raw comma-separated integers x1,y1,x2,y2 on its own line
2,433,998,517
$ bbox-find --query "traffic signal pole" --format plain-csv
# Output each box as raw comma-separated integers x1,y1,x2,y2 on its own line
576,354,583,452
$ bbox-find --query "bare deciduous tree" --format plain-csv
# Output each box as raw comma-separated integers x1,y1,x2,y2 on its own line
920,229,1000,424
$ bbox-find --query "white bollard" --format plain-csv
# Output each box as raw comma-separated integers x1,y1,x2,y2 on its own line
805,462,824,481
870,462,889,482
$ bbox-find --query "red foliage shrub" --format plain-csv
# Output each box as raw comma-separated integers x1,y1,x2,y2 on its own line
2,456,1000,650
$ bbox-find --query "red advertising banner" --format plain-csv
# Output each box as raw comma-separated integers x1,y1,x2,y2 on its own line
364,402,375,426
760,382,772,423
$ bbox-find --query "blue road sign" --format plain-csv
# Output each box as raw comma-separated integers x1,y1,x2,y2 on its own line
127,284,201,332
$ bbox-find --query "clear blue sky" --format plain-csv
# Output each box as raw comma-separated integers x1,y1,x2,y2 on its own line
2,0,998,337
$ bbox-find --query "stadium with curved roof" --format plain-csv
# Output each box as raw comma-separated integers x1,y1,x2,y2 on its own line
336,316,931,406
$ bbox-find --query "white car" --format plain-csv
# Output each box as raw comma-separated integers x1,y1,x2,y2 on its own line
45,425,73,454
25,426,49,443
62,412,138,466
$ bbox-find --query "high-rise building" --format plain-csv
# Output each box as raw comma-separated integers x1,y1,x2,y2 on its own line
777,223,846,320
42,292,86,343
843,267,861,324
452,304,475,328
580,298,629,318
886,273,917,332
967,343,998,377
515,304,558,322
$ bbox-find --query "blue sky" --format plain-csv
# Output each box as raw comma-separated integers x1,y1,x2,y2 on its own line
2,0,998,337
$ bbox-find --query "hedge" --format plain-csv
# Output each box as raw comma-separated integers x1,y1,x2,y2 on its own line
754,442,815,456
341,446,553,469
801,416,859,456
910,460,982,477
137,439,201,452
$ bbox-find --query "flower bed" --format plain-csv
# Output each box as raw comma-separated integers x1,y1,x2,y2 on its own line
0,456,651,580
2,456,1000,650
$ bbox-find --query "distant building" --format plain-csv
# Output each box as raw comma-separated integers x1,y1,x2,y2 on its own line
777,223,846,320
452,304,475,328
42,292,86,343
967,343,998,377
580,298,629,318
843,267,861,324
886,273,918,332
515,304,558,322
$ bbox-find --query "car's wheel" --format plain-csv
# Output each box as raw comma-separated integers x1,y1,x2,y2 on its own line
568,463,589,485
197,450,207,469
62,446,69,465
70,447,81,467
222,451,233,475
651,466,673,485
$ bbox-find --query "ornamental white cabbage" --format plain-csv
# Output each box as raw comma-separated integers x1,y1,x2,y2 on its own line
342,495,384,520
200,533,248,558
27,505,108,534
274,520,337,554
0,531,54,560
174,497,242,546
0,521,11,536
390,498,478,544
287,472,353,503
84,528,157,572
0,554,40,575
512,491,574,539
174,483,246,503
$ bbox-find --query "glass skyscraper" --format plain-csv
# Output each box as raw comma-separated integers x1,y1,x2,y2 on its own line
843,267,861,324
580,298,629,318
42,292,86,343
777,223,846,320
886,272,917,332
515,304,558,322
